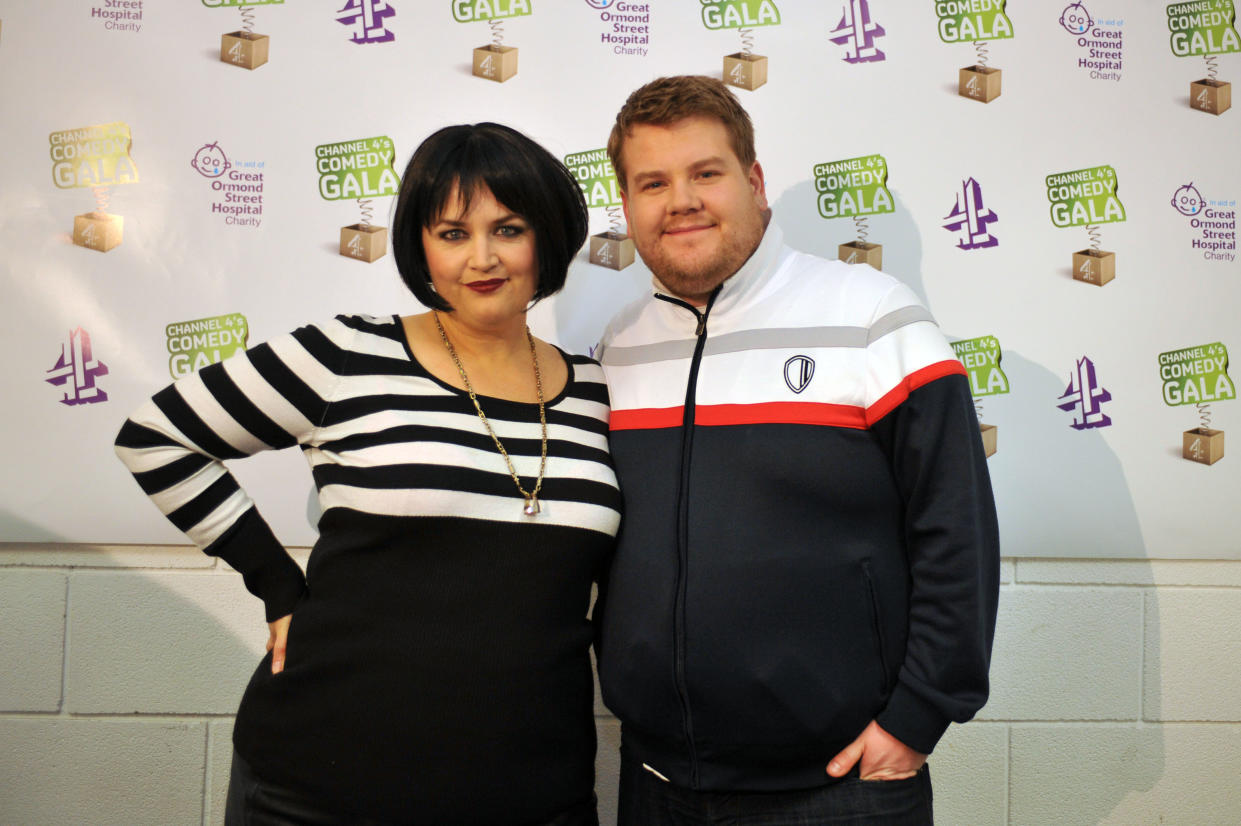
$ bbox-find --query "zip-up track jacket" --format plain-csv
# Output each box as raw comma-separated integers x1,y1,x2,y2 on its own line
596,225,1000,791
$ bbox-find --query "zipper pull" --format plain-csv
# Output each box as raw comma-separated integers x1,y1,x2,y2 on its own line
694,314,706,337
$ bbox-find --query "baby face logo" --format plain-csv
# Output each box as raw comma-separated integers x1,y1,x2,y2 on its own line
583,0,612,7
1172,183,1205,216
1060,2,1093,34
191,142,231,178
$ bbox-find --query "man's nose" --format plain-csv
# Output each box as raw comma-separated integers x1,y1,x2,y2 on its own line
667,179,701,213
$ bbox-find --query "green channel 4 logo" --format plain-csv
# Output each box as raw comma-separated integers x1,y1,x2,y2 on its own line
700,0,780,29
315,136,399,201
936,0,1014,42
452,0,531,22
1159,342,1234,405
813,154,893,220
49,122,139,189
563,149,622,209
952,336,1009,397
1046,165,1126,227
1166,1,1240,56
166,313,249,379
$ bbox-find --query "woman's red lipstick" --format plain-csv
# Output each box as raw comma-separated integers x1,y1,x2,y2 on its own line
465,279,506,293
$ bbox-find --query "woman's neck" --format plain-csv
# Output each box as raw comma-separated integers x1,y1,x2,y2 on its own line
433,309,530,367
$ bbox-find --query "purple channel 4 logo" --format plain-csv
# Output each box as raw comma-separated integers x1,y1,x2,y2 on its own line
830,0,886,63
943,178,998,250
46,327,109,406
1057,356,1112,429
337,0,395,44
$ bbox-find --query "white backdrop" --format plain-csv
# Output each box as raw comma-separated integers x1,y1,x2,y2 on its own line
2,0,1238,557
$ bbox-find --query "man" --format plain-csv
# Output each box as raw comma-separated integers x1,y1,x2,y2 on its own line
595,75,1000,824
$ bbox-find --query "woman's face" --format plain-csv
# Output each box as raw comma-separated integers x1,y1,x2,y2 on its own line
422,184,538,331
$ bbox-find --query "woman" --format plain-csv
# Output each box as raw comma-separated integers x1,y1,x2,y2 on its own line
114,123,620,825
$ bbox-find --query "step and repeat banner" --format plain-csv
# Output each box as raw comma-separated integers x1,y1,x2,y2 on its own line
1,1,1238,556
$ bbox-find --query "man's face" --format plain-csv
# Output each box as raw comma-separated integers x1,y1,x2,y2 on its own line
620,116,767,305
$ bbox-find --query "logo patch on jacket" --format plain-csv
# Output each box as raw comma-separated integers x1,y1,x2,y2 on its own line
784,355,815,394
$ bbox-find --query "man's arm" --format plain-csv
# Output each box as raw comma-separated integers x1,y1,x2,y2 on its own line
849,282,1002,764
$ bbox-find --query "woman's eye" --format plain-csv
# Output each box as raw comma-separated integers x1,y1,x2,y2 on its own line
497,224,526,237
439,229,465,241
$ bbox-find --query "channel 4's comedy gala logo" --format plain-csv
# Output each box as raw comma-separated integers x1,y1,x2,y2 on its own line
49,121,139,252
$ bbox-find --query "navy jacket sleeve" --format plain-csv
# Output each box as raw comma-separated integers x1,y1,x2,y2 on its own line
870,370,1001,754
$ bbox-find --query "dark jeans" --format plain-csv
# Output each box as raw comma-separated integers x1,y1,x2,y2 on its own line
617,753,932,826
225,749,599,826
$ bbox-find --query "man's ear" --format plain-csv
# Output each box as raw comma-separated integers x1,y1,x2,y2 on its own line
620,188,631,228
749,161,768,210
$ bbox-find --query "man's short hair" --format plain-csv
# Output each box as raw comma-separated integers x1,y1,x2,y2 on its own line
607,75,757,192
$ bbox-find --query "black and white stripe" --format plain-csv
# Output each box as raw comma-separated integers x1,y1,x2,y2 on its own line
116,314,622,557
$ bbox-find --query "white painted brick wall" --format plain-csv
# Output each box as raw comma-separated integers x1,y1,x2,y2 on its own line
2,546,1239,825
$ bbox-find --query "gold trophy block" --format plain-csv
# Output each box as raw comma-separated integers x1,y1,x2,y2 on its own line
1183,427,1224,465
589,232,636,270
473,45,518,82
959,65,1002,103
1072,249,1115,286
724,53,768,91
1191,79,1231,115
73,212,123,252
979,424,997,457
221,31,270,70
838,241,882,271
340,224,388,263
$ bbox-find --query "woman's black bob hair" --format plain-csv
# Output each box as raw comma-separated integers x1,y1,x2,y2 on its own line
391,123,589,312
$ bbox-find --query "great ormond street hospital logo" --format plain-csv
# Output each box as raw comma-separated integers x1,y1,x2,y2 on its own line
784,355,815,394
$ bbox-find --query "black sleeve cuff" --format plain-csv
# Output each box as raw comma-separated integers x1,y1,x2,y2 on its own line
206,508,308,621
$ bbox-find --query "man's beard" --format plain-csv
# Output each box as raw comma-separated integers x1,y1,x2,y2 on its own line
639,219,764,302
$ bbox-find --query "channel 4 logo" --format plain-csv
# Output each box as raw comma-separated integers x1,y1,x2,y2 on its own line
829,0,886,63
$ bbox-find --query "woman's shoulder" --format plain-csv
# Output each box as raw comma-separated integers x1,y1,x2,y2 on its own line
290,313,407,354
554,348,609,405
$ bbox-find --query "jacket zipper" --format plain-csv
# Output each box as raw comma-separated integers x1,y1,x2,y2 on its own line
654,286,720,788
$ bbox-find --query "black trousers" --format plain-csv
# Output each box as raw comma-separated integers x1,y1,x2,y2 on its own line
617,752,933,826
225,749,599,826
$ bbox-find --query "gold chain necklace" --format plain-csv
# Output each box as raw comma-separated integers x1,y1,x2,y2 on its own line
433,311,547,516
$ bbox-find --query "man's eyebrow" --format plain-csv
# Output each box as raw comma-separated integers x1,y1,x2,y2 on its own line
630,156,729,183
630,169,666,184
688,156,728,170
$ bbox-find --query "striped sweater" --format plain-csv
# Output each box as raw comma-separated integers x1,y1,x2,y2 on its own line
115,313,620,823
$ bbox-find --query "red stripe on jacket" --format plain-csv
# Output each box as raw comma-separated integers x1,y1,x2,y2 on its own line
610,359,966,432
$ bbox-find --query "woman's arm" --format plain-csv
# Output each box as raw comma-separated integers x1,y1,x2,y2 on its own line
114,321,352,621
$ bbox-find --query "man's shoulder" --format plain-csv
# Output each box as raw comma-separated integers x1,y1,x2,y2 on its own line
599,290,659,350
773,246,924,322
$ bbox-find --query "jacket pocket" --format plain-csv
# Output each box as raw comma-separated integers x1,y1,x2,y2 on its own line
861,561,891,694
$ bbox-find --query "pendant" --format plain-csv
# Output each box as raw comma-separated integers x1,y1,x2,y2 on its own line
523,496,540,516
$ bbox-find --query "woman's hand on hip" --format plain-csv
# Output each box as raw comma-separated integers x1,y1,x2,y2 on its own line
267,614,292,674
